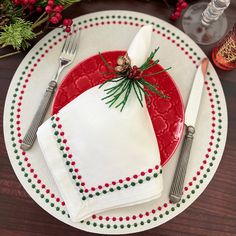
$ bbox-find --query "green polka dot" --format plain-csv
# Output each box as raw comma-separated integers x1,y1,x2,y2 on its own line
200,179,203,184
76,182,80,186
63,154,67,158
116,186,121,190
24,173,28,177
45,198,49,203
177,203,180,207
109,188,114,192
207,168,210,172
113,224,118,229
18,161,22,165
153,217,157,221
107,224,111,228
41,194,44,198
182,199,186,203
36,189,40,193
171,207,175,211
60,146,64,151
196,184,199,189
127,224,131,228
160,169,163,174
187,194,190,199
156,24,160,27
82,196,86,201
100,223,104,228
79,189,83,193
159,214,163,218
86,221,90,225
153,173,158,178
84,20,87,23
112,15,115,19
56,207,60,211
133,223,137,227
129,16,133,19
52,123,56,128
69,168,73,172
62,210,66,215
72,175,76,180
106,16,109,19
95,192,100,196
124,184,128,188
140,221,144,225
16,156,20,160
138,179,143,184
102,190,107,194
57,138,61,143
66,161,70,165
89,18,93,21
165,211,169,215
210,162,213,167
212,156,216,160
89,194,93,198
147,219,151,223
21,167,25,171
32,184,36,189
50,203,54,207
146,176,151,181
131,182,135,186
28,179,32,183
191,190,195,194
54,131,59,135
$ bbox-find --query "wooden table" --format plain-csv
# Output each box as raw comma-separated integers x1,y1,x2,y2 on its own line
0,1,235,235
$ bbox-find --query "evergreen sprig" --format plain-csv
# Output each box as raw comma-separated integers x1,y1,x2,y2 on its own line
99,49,171,112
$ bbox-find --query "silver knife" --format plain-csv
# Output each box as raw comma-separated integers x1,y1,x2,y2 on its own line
169,58,209,204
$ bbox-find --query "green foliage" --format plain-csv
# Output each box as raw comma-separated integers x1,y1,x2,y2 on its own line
0,18,36,50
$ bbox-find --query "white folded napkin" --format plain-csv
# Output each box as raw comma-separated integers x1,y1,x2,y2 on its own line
37,25,163,222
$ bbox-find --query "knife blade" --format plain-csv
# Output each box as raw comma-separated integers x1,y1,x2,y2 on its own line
169,58,209,204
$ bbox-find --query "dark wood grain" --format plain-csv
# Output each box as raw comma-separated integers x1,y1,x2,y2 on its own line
0,0,236,235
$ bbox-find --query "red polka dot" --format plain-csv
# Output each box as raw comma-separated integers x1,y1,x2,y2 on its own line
24,157,28,161
61,201,65,206
158,206,162,211
77,175,81,179
176,43,180,47
193,177,197,181
37,58,41,62
205,154,209,158
55,117,60,121
46,189,50,193
167,36,170,40
184,187,188,191
208,148,212,152
203,160,207,164
119,217,123,221
91,187,96,191
133,174,138,179
27,163,31,167
63,139,67,144
71,161,75,166
105,216,110,221
155,165,159,170
22,151,26,156
105,183,109,187
17,133,21,137
98,216,103,220
140,171,145,176
74,168,78,173
119,179,123,183
200,166,204,170
60,132,64,136
98,185,102,189
211,129,215,133
58,124,62,129
185,51,189,55
210,135,214,139
129,22,133,26
107,21,110,25
112,217,116,221
189,56,193,59
17,127,20,131
84,189,89,193
188,182,193,186
30,68,34,72
92,214,96,219
68,154,72,158
126,216,130,221
81,182,85,186
56,198,60,202
30,169,34,173
172,40,175,43
37,179,41,184
33,174,37,178
51,193,55,198
112,181,116,185
96,22,99,26
53,42,57,46
135,23,139,27
151,209,156,214
197,171,200,175
148,168,153,173
42,184,46,189
163,203,168,208
112,21,116,24
65,147,70,151
132,215,136,220
90,24,93,27
145,212,149,216
125,177,130,181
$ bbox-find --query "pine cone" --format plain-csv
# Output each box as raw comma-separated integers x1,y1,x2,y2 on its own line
0,3,10,27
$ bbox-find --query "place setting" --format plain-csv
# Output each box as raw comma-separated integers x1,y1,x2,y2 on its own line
3,7,228,235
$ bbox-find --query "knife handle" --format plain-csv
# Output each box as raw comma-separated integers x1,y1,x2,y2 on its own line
20,81,57,151
169,125,195,204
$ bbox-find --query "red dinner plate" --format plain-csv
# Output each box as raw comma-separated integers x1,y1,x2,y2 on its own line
52,51,184,166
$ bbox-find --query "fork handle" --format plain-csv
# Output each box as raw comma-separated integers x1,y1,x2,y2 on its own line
21,81,57,151
169,126,195,203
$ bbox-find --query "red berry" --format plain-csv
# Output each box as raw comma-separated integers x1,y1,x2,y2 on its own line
65,27,71,33
67,19,73,26
29,0,36,4
170,14,177,21
28,4,34,10
53,5,62,12
45,5,52,13
55,13,62,21
174,11,181,18
22,0,29,5
47,0,54,7
50,16,59,24
178,0,184,3
63,19,69,26
58,5,64,11
181,2,188,9
14,0,21,5
36,6,42,12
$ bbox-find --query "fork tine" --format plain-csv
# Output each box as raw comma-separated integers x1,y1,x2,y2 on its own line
67,30,77,55
71,29,80,56
61,33,71,54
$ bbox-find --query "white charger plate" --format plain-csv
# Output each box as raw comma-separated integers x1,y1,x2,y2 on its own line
3,10,227,234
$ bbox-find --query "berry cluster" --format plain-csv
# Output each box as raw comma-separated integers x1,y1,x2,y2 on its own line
12,0,73,32
128,65,142,80
170,0,188,21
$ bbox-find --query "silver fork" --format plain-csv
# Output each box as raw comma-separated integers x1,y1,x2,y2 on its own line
21,29,80,151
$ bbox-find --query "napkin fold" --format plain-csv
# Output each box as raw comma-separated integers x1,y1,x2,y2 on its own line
37,25,163,222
